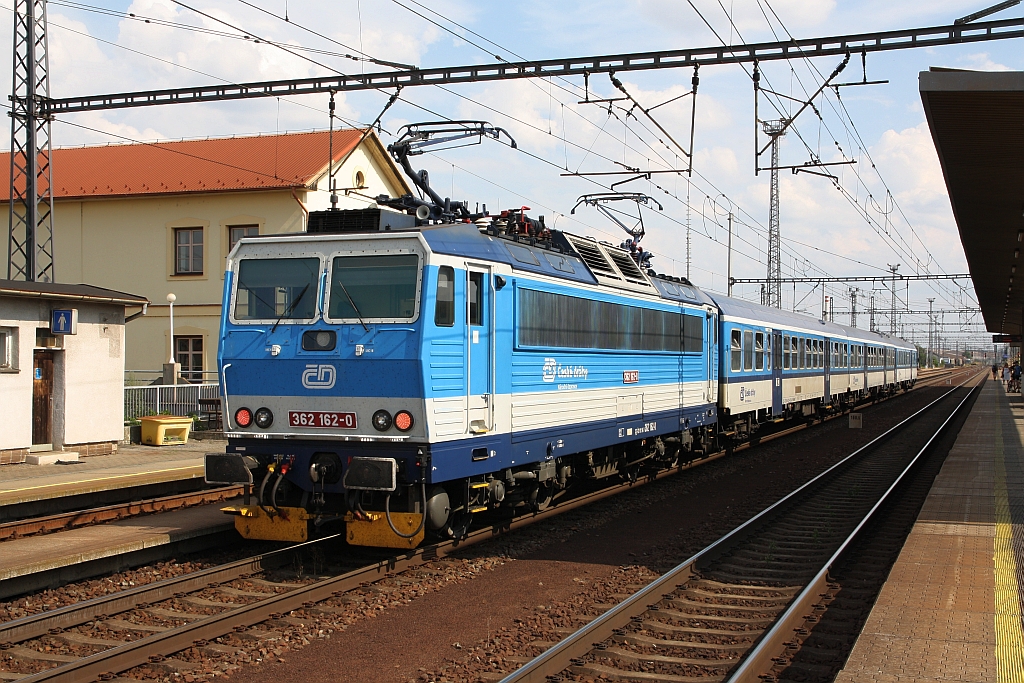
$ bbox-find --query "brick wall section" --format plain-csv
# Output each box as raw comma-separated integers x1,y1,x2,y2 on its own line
65,441,118,457
0,448,28,465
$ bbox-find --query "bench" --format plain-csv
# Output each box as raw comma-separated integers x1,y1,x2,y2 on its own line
197,398,223,430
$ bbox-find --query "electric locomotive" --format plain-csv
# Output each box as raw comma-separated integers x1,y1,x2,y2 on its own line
205,120,916,548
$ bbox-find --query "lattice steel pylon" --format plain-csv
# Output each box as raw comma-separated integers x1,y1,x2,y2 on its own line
7,0,54,282
762,119,786,308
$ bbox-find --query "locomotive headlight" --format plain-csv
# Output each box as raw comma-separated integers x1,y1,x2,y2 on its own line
371,409,393,432
254,407,274,429
301,329,337,351
234,407,253,428
394,410,414,432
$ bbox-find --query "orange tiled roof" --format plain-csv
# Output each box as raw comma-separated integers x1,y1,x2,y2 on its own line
0,129,372,200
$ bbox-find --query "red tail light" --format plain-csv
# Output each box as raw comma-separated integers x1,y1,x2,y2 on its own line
235,407,253,427
394,410,414,432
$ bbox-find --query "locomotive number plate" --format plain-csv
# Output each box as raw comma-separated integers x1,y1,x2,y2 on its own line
288,411,357,429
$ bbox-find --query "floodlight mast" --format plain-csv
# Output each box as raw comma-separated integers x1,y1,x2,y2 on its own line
7,0,54,282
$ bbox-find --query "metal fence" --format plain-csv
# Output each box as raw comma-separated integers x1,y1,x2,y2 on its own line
124,383,219,421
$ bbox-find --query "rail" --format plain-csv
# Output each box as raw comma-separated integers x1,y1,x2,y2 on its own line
123,383,219,421
0,488,243,542
0,373,966,682
499,371,981,683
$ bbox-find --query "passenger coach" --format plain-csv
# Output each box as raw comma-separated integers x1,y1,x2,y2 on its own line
715,295,916,439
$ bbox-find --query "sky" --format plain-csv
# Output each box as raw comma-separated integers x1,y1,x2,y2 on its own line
3,0,1022,353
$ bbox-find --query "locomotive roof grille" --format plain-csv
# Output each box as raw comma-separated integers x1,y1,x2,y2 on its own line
606,248,648,285
566,236,620,279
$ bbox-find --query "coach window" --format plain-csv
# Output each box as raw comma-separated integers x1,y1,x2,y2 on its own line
754,332,765,371
783,336,790,369
816,340,823,368
731,329,742,371
743,330,754,371
434,266,455,326
791,337,798,369
765,334,771,370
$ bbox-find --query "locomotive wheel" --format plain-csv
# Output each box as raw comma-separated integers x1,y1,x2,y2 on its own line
529,482,554,512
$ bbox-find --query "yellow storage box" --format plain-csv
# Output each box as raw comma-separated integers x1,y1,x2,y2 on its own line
140,415,192,446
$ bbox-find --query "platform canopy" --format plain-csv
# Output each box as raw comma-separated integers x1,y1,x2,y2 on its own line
920,68,1024,335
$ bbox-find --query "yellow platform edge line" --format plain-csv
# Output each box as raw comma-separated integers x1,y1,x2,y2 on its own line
0,464,204,496
994,391,1024,683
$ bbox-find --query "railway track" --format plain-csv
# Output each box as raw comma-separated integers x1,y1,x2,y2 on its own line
499,371,982,683
0,487,244,542
0,373,972,682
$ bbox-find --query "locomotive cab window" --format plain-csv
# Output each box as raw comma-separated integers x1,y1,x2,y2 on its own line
233,257,320,321
329,254,419,321
731,330,742,371
434,266,455,327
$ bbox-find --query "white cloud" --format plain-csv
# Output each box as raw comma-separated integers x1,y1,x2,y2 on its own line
958,53,1013,71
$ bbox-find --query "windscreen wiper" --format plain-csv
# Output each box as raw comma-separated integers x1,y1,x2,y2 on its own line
270,284,310,333
336,279,370,332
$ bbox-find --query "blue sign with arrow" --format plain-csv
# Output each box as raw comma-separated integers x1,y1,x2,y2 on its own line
50,309,78,335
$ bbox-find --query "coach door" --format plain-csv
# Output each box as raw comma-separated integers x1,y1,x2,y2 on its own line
823,336,831,400
771,331,782,415
466,265,493,433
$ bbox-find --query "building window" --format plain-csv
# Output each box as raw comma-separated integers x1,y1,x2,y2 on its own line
0,328,14,370
175,228,204,275
229,225,259,252
175,336,203,382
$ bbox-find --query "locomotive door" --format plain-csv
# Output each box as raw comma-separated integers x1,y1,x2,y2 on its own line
709,311,718,404
466,264,493,433
771,331,782,415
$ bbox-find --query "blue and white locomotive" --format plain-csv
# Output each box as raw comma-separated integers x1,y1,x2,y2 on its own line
205,122,916,548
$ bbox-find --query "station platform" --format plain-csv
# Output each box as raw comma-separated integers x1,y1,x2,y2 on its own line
0,503,235,599
836,379,1024,682
0,440,225,521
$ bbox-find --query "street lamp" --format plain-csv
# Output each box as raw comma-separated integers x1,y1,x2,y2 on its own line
166,293,176,364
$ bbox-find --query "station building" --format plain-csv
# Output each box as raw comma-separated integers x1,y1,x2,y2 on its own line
0,129,412,382
0,280,148,464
